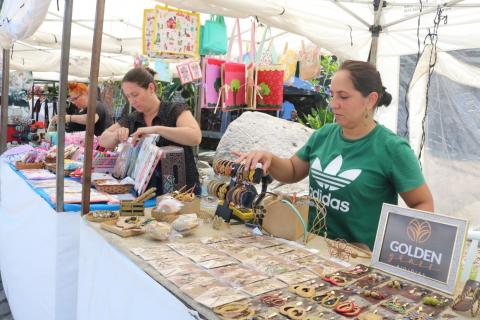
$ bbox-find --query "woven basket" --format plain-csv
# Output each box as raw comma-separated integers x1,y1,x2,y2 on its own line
15,161,45,170
45,163,74,177
152,209,182,223
94,180,132,194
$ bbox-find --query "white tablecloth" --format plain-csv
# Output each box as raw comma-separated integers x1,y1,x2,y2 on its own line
77,219,197,320
0,161,80,320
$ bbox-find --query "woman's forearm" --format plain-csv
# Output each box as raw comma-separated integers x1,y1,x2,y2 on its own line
156,125,201,146
70,113,98,125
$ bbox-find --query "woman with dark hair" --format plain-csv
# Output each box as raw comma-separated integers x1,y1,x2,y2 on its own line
235,60,433,250
99,67,201,194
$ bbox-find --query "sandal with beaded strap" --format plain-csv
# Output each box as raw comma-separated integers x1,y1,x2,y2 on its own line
452,279,480,313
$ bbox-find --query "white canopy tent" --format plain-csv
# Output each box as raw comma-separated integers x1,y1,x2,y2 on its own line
1,0,313,79
1,0,479,222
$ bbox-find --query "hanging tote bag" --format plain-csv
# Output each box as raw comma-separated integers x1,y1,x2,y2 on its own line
253,65,285,110
226,18,243,63
201,58,225,109
255,26,278,65
200,15,227,56
278,43,298,81
299,40,321,81
150,5,201,58
222,62,247,111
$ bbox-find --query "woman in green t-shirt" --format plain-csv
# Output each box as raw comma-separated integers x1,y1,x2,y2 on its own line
235,60,434,250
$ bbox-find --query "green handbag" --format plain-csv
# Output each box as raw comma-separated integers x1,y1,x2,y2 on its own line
200,15,227,56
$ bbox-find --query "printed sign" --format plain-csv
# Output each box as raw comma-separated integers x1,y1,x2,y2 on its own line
371,204,468,294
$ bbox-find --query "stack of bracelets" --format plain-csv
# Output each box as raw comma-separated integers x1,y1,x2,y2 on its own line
207,180,228,200
207,178,258,208
212,159,262,183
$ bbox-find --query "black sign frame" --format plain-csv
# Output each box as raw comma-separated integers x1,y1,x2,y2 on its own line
371,204,468,294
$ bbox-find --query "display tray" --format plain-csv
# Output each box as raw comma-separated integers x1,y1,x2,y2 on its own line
87,211,119,223
100,220,144,237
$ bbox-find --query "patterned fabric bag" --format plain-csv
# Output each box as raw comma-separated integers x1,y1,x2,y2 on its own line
299,41,321,81
253,65,285,110
144,6,200,58
222,62,246,111
278,43,298,81
256,26,278,65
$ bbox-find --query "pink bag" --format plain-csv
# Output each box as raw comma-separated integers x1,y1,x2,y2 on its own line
222,62,246,111
201,58,225,109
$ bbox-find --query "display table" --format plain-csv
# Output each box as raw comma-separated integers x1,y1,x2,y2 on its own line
76,216,356,320
0,160,81,320
77,218,201,320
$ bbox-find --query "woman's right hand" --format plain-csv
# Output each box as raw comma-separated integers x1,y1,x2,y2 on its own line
116,127,130,143
232,150,273,175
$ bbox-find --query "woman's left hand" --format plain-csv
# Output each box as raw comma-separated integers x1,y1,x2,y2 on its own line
131,126,159,144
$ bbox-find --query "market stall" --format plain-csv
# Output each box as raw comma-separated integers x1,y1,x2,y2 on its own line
1,1,479,320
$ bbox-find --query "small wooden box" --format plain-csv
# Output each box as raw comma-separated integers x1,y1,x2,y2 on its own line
159,146,186,193
119,200,144,216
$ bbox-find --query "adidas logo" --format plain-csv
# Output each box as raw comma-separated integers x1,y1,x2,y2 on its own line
311,155,361,191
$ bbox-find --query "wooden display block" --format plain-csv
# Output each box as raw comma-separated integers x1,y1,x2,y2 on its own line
100,220,144,237
119,200,144,216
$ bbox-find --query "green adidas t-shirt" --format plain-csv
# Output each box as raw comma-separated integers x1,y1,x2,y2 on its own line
296,123,425,249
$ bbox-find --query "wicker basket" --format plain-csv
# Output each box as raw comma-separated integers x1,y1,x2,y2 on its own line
45,163,74,177
15,161,45,170
94,180,132,194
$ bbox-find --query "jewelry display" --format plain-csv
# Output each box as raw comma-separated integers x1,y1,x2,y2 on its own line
259,293,287,307
128,228,466,319
334,300,362,317
323,273,348,287
363,289,388,300
342,264,371,277
381,297,411,314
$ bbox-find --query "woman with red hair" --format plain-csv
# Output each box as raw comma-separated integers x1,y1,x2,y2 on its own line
51,82,112,136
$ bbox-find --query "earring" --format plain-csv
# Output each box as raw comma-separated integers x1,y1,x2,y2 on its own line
364,109,370,119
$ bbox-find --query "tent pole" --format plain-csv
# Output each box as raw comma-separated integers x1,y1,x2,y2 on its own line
331,0,371,28
383,0,464,29
368,0,385,65
55,0,74,212
81,0,105,216
0,49,10,154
